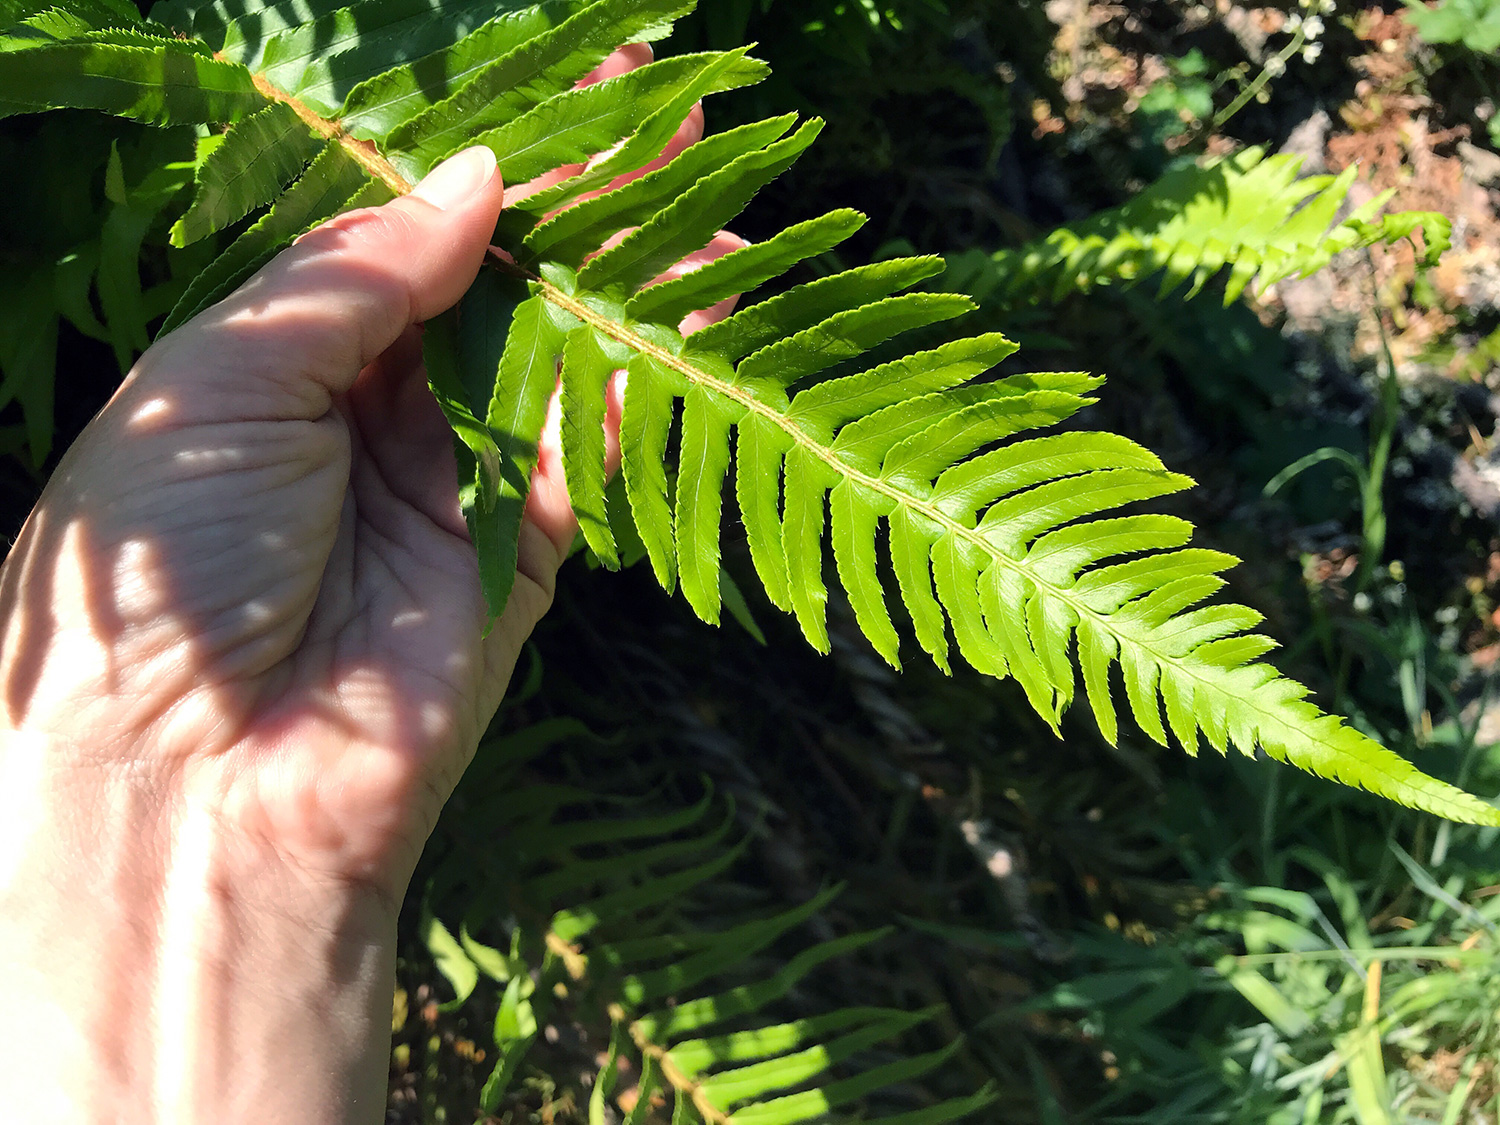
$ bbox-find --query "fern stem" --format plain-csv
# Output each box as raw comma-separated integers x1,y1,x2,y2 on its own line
1212,26,1305,131
544,927,730,1119
609,1002,733,1125
231,63,415,197
1358,250,1399,589
544,919,730,1120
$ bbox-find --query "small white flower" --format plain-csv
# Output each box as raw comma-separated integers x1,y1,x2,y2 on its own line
1302,40,1323,61
1265,55,1287,76
1285,12,1303,32
1303,15,1325,37
1319,0,1335,14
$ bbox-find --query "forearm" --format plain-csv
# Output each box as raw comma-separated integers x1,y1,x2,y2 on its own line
0,729,396,1124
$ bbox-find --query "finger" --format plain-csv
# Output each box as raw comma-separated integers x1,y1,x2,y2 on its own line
344,324,472,541
141,147,504,422
523,384,579,560
522,226,748,542
604,369,625,479
515,366,623,554
585,41,652,83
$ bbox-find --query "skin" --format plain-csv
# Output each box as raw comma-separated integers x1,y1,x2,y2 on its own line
0,47,743,1123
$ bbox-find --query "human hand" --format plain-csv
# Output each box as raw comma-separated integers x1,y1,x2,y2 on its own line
0,47,743,1122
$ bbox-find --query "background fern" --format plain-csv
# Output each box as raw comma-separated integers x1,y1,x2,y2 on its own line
954,146,1451,309
0,116,201,467
413,712,997,1122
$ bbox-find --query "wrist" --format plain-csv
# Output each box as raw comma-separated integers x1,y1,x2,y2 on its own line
0,726,398,1123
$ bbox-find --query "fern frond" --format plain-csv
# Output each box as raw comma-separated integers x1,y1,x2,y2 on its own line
424,730,993,1123
162,141,389,332
149,0,349,56
338,0,592,136
17,4,1487,1113
385,0,693,177
245,0,529,114
0,273,59,466
515,113,799,255
2,0,140,40
7,0,1481,828
475,122,1492,823
579,117,823,293
473,47,765,187
3,11,141,44
561,323,631,566
626,208,867,324
985,147,1453,306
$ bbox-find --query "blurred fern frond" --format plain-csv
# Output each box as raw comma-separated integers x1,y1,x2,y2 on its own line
977,147,1451,308
413,718,994,1123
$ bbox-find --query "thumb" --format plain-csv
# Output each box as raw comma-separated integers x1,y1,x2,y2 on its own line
142,147,505,420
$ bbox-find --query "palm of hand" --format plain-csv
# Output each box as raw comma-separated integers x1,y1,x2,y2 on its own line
2,242,544,902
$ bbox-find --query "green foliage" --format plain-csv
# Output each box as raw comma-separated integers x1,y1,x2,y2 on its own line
0,114,201,465
669,0,1037,194
1012,705,1500,1125
1199,856,1500,1124
1015,855,1500,1123
977,147,1452,309
168,100,322,247
6,0,1500,1113
1401,0,1500,146
1403,0,1500,54
413,716,996,1122
8,4,1500,1122
0,37,262,125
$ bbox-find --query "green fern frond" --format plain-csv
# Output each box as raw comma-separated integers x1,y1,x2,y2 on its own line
384,0,694,175
4,0,1491,833
984,146,1453,306
423,723,994,1123
337,0,595,137
464,36,1484,823
1,0,140,40
512,251,1491,823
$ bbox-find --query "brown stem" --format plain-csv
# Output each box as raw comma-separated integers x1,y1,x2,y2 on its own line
608,1003,733,1125
232,64,414,196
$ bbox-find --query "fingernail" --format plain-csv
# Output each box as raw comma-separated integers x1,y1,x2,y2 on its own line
411,147,497,211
